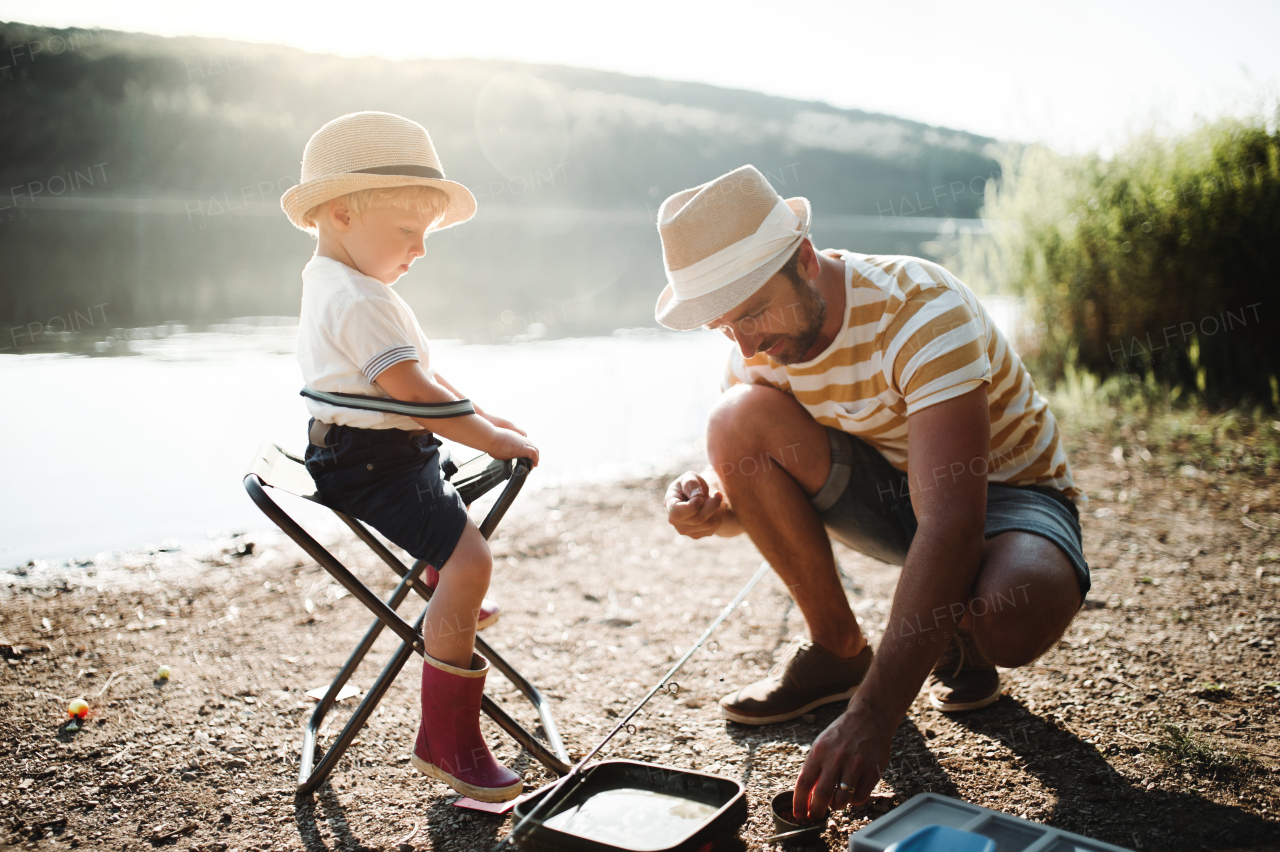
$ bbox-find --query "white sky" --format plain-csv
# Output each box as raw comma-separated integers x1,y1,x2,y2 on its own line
8,0,1279,151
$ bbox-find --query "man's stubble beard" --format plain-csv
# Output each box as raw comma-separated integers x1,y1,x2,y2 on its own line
771,276,828,365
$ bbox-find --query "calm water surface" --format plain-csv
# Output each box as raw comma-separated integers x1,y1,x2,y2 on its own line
0,328,727,567
1,294,1025,568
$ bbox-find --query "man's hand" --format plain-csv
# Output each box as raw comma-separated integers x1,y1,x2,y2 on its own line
486,428,539,467
664,472,726,538
792,700,894,820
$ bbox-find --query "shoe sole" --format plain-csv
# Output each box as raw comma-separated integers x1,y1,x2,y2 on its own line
720,687,860,726
411,754,523,802
477,611,499,631
928,682,1002,713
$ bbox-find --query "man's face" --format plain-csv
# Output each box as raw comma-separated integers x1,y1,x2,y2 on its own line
707,269,827,364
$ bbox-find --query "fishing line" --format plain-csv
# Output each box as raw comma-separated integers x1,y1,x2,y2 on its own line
491,560,773,851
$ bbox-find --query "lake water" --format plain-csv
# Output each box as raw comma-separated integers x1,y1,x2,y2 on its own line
0,202,1006,569
0,291,1025,569
0,328,727,567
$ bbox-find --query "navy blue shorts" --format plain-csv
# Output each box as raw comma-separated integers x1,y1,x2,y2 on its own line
303,420,469,570
812,427,1090,597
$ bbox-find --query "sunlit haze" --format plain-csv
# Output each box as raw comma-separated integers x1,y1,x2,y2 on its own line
10,0,1279,151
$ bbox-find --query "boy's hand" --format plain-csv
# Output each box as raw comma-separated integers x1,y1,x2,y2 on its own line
487,428,539,468
483,413,526,436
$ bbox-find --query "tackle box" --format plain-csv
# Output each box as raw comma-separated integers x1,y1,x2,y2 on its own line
850,793,1133,852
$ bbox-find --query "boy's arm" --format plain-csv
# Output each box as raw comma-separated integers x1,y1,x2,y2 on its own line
434,371,526,436
373,361,538,466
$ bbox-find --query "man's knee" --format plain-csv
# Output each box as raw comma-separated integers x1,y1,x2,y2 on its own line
707,384,790,450
706,384,822,477
969,542,1081,667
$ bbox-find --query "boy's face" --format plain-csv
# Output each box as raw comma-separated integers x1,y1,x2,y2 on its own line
329,202,434,284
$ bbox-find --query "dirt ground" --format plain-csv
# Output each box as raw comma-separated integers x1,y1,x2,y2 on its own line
3,429,1279,852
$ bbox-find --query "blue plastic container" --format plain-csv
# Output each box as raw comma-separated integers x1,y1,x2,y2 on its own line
884,825,995,852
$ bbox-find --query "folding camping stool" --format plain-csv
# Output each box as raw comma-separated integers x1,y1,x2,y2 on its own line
243,442,571,795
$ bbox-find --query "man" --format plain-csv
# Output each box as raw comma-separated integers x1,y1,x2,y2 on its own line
658,166,1088,820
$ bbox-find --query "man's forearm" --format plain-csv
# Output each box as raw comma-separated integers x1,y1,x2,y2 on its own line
850,518,984,723
715,512,744,537
703,467,745,537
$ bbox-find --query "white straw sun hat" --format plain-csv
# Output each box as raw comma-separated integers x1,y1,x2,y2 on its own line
654,165,811,330
281,111,476,232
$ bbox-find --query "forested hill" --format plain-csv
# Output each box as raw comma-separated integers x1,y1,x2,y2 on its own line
0,20,998,217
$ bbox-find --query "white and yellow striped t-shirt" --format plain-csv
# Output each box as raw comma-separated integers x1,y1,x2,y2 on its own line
723,250,1080,500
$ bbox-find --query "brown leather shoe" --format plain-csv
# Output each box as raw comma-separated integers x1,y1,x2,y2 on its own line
927,630,1001,712
719,639,873,725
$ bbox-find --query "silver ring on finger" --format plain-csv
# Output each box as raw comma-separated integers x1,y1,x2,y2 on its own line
838,781,853,792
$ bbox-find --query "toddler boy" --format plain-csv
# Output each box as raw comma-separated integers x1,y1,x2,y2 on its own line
280,111,535,801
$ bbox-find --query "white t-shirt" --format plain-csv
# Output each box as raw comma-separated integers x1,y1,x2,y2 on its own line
297,255,433,430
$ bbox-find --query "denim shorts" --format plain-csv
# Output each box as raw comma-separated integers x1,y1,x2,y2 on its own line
813,427,1090,597
303,420,468,570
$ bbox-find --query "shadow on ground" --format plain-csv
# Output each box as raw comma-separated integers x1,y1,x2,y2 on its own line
907,696,1279,850
722,697,1279,851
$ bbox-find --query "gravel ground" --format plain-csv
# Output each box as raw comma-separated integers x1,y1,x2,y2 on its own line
2,434,1279,852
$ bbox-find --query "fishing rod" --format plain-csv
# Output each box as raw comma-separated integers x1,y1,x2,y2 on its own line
491,560,773,852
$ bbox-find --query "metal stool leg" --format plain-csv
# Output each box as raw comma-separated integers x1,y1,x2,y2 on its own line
337,513,570,772
245,477,422,652
299,603,429,795
297,558,429,793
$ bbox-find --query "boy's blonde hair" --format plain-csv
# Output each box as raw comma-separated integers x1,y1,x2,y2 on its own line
301,184,451,236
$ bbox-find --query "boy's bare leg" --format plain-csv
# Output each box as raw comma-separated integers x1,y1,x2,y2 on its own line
423,521,492,668
413,518,520,800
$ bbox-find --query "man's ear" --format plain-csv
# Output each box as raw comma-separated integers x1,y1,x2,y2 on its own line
798,238,820,281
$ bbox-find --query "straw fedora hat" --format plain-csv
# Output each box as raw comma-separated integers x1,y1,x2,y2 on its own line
654,165,811,330
281,111,476,232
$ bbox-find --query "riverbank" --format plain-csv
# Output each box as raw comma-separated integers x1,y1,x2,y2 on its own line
2,418,1279,851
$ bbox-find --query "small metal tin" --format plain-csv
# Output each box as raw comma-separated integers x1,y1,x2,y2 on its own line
770,790,827,845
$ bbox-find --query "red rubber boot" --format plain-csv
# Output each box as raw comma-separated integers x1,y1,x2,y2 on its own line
411,651,522,802
423,563,499,630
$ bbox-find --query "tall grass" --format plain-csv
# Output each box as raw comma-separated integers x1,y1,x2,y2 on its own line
958,109,1280,408
1049,363,1280,480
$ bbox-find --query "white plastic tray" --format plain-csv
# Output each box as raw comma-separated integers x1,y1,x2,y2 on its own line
849,793,1133,852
